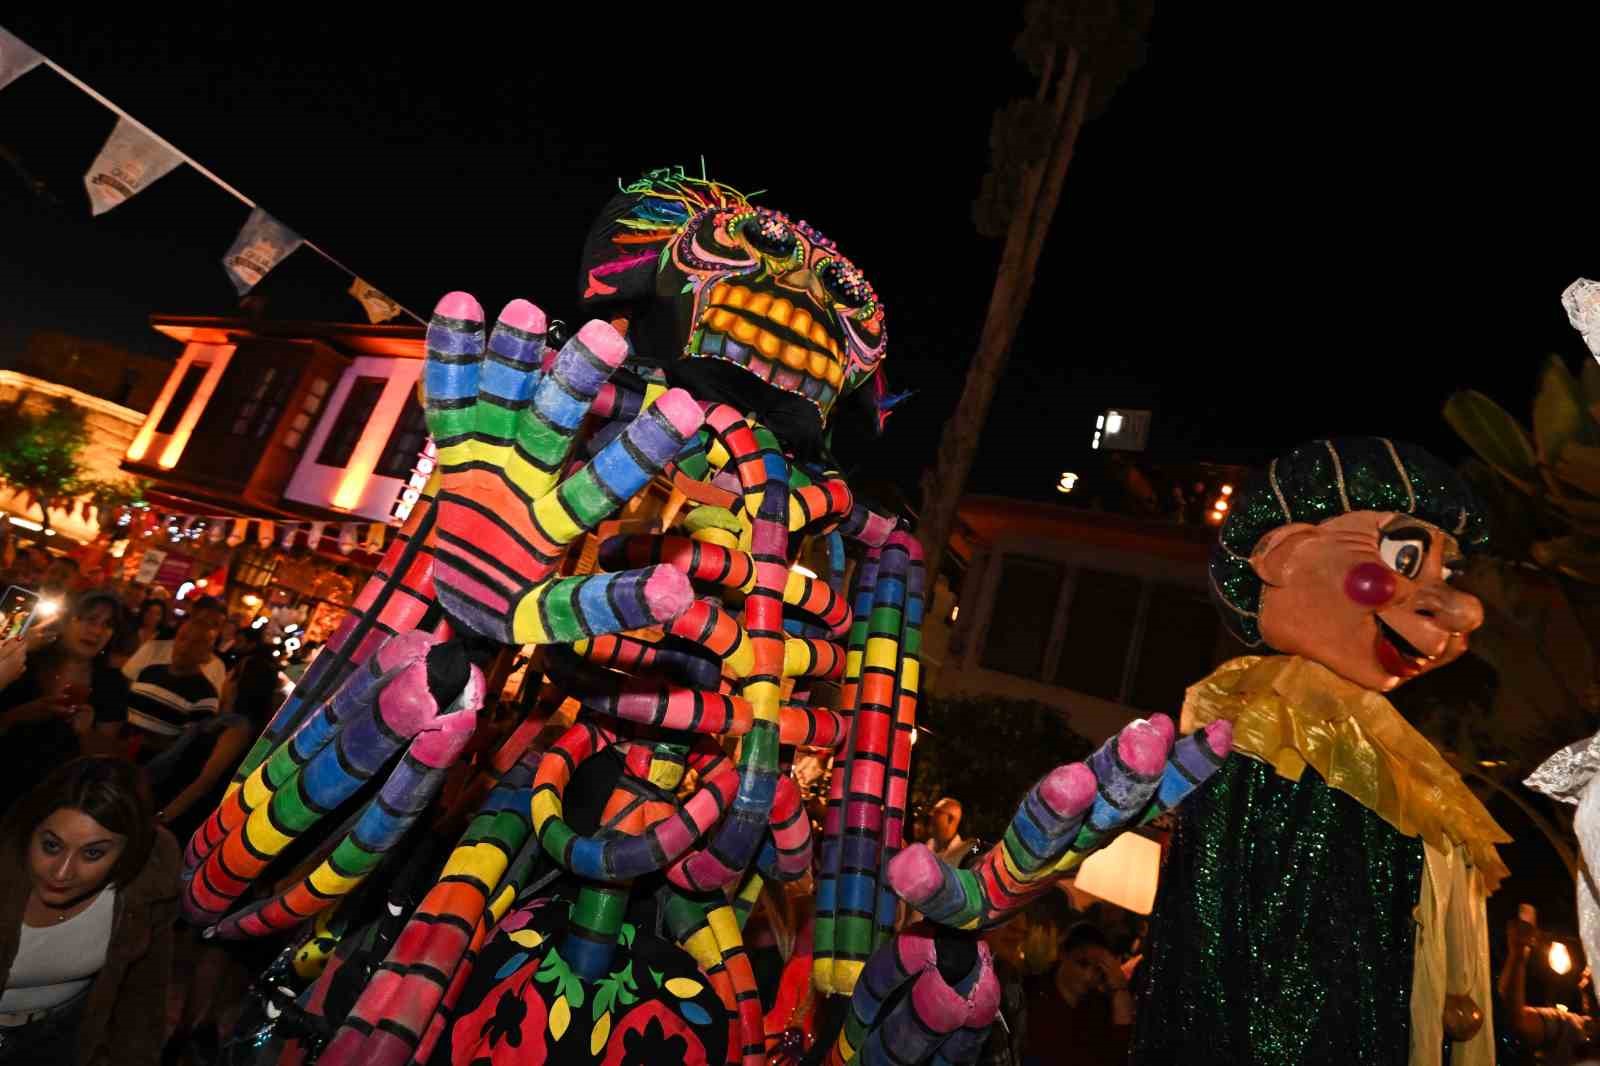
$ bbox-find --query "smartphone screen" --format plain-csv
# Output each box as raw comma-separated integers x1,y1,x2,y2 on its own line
0,585,41,641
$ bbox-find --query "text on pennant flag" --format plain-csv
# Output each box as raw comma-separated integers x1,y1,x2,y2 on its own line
348,276,402,324
84,117,184,215
0,26,42,93
222,208,303,296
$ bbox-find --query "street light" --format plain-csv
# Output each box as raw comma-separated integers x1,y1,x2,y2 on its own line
1057,472,1079,494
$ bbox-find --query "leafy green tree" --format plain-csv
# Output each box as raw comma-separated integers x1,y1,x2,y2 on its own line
0,399,89,531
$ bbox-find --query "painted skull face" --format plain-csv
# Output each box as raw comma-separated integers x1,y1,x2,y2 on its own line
577,171,890,450
661,205,886,423
1253,511,1485,692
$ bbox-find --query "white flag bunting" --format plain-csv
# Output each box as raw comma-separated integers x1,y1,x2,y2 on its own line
84,117,183,215
0,26,41,93
222,208,303,296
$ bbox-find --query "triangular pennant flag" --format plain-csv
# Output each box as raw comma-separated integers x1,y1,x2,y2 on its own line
226,519,246,547
307,520,328,548
221,208,302,296
280,522,300,549
255,520,275,549
337,523,358,555
83,117,183,216
348,277,402,324
0,27,42,93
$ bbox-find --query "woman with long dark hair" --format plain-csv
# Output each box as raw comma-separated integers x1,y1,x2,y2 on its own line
0,757,179,1065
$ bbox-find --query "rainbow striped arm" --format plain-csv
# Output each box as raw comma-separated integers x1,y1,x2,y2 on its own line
422,293,704,646
315,746,544,1066
826,929,936,1065
664,889,766,1066
183,631,459,927
828,931,1000,1066
814,543,882,992
658,406,789,896
207,664,481,939
221,487,442,811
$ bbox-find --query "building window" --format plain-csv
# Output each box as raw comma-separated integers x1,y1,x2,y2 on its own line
1053,569,1143,700
1128,583,1220,714
971,552,1224,712
227,364,298,441
317,377,386,468
979,556,1064,679
154,364,208,436
375,393,428,480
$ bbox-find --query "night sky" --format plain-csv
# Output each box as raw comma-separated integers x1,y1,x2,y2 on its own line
3,7,1599,505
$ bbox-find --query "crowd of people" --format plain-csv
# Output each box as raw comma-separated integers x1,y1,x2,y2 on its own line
1,535,1599,1065
0,540,304,1064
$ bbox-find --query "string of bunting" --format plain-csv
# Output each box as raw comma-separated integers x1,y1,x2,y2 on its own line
117,506,391,556
0,25,420,325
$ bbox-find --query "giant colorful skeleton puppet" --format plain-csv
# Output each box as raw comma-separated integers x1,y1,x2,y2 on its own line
174,170,1232,1066
1133,438,1514,1066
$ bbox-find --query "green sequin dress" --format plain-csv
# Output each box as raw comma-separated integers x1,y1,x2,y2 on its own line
1132,755,1424,1065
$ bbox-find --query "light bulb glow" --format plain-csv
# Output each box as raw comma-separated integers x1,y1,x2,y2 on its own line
1550,941,1574,975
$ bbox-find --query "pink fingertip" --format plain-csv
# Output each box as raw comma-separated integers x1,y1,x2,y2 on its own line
1039,762,1097,817
651,388,707,438
498,299,547,335
1117,718,1170,777
1147,714,1176,748
375,629,438,671
1203,719,1234,757
888,845,946,903
643,565,694,623
433,291,483,323
575,319,628,368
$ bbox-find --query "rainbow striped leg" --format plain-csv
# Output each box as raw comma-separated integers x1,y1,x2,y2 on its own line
818,535,912,993
814,545,882,993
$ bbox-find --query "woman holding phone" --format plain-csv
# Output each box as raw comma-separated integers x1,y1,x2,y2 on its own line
0,591,129,810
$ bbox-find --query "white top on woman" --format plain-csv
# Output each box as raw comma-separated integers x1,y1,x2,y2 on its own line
0,884,115,1015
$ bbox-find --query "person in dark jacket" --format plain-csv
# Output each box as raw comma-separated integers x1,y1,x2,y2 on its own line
0,756,179,1065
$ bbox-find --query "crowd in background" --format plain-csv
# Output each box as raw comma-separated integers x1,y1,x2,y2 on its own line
2,533,1599,1065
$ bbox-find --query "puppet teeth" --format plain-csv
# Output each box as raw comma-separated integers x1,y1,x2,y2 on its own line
767,297,793,326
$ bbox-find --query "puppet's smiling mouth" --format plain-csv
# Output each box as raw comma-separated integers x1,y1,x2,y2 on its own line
1375,616,1435,678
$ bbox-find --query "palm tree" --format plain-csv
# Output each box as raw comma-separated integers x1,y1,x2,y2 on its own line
917,0,1155,580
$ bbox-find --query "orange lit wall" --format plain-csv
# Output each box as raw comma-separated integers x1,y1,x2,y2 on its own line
125,343,235,467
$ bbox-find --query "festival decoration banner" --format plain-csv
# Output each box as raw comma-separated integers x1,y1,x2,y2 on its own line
0,26,41,93
83,117,184,215
348,277,402,324
222,208,303,296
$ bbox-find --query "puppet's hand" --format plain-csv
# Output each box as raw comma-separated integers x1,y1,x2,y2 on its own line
890,717,1233,930
423,293,703,645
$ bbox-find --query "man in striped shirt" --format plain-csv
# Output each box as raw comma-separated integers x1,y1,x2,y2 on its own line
121,596,227,744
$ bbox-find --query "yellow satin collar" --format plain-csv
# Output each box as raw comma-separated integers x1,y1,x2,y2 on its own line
1181,655,1510,893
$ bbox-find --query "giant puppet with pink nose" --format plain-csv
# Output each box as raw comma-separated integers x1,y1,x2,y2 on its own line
1136,437,1512,1066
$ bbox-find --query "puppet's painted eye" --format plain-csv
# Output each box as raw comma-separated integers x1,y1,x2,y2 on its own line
1379,535,1425,579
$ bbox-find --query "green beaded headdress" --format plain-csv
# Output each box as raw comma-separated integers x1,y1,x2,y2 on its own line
1210,438,1489,648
